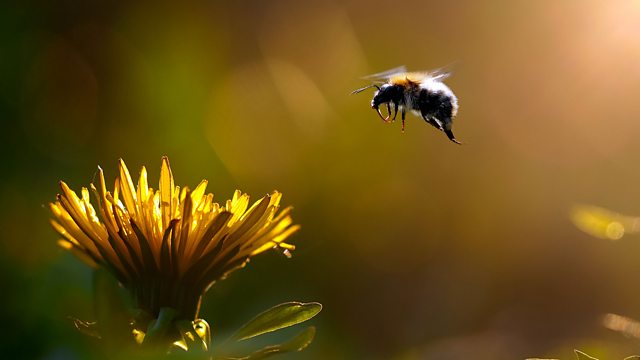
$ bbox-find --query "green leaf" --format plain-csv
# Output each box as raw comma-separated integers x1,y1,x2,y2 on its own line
238,326,316,360
575,350,599,360
231,302,322,341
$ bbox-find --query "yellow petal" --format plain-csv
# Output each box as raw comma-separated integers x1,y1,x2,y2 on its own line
271,224,300,244
50,202,101,259
232,189,242,203
159,156,175,231
137,166,150,202
227,193,249,226
250,224,300,256
94,167,118,233
268,191,282,207
118,159,138,220
191,180,208,210
57,184,104,247
135,166,155,247
177,189,194,261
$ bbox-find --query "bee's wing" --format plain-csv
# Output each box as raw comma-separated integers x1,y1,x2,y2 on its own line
428,67,452,81
361,66,408,81
427,63,457,80
405,66,454,82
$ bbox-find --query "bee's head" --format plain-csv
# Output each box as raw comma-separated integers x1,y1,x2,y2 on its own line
371,84,404,120
371,84,398,108
351,83,403,121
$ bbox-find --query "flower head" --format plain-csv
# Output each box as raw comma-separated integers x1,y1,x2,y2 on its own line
49,157,299,319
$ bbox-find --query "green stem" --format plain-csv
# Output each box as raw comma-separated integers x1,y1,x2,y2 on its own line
144,307,179,346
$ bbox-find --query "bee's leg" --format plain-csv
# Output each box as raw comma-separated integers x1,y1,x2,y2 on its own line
423,114,461,144
373,105,387,122
442,121,461,144
391,102,399,122
384,103,392,123
422,115,442,130
444,128,461,144
437,117,461,144
401,108,406,132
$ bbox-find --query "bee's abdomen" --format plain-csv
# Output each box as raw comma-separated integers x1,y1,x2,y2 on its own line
417,89,457,120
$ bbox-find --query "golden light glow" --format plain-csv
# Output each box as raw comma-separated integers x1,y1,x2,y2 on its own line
49,157,300,319
571,205,640,241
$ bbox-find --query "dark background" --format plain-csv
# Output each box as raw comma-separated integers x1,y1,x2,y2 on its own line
3,1,640,359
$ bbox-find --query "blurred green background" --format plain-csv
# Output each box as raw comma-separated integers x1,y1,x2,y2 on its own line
3,0,640,358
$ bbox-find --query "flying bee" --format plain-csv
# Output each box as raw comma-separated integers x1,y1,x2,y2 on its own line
351,66,461,144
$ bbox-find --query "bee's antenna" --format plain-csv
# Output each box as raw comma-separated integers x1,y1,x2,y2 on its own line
350,84,380,95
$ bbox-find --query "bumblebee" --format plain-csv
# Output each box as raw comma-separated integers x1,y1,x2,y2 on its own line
351,66,461,144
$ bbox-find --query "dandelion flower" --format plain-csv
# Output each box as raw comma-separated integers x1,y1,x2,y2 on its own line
49,157,299,320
